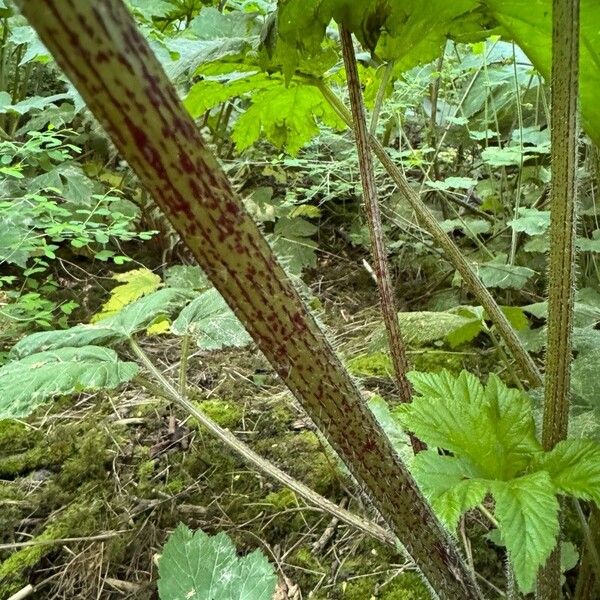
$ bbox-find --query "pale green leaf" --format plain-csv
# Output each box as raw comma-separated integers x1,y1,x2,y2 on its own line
538,439,600,504
164,265,208,291
91,268,162,322
171,288,251,350
411,451,488,529
475,257,535,290
492,472,560,592
232,84,344,155
0,346,138,419
509,208,551,236
158,524,277,600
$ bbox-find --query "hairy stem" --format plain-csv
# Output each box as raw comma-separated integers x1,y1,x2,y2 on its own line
537,0,580,597
19,1,482,596
339,26,423,453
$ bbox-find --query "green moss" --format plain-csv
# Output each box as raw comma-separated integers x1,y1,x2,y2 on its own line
195,399,243,429
341,578,376,599
347,352,393,377
409,350,464,374
264,488,297,510
0,420,39,455
0,498,102,597
380,572,431,599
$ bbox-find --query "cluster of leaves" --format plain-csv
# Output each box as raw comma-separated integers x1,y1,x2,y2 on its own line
0,266,250,419
390,370,600,591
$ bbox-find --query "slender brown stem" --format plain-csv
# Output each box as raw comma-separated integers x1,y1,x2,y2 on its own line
339,26,424,454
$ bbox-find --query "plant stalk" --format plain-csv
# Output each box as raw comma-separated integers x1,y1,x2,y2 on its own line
537,0,580,597
21,2,483,596
130,338,398,549
339,26,423,453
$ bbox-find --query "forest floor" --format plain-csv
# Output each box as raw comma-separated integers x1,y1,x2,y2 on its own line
0,253,504,600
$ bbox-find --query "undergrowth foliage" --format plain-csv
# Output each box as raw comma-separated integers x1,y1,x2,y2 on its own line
0,0,598,598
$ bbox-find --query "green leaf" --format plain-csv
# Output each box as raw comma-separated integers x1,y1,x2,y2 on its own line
0,346,138,419
269,216,318,274
10,289,195,358
492,472,560,592
232,84,344,155
158,524,277,600
538,439,600,504
171,288,251,350
398,370,540,479
164,265,208,291
91,268,162,322
509,208,551,236
483,0,600,148
411,450,488,529
367,394,411,461
475,257,535,290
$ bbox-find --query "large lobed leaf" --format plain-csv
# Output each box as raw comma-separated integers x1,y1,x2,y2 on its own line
158,524,277,600
398,370,540,479
0,346,138,419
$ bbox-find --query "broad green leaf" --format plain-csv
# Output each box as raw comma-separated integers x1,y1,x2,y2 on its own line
398,370,540,479
492,472,560,592
269,216,318,274
11,289,195,358
171,288,251,350
0,346,138,419
572,349,600,407
158,524,277,600
411,450,488,529
509,208,551,236
232,84,344,155
128,0,172,19
539,439,600,504
185,73,277,118
92,268,162,322
475,257,535,290
164,265,208,291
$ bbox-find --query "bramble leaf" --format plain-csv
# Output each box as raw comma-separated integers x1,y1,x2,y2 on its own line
492,472,560,592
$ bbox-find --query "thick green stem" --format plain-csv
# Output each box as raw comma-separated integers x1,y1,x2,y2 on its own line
318,81,543,388
339,26,423,453
537,0,580,597
19,1,482,596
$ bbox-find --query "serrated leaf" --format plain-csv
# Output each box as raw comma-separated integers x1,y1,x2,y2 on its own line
171,288,251,350
232,84,344,155
158,524,277,600
492,472,560,592
398,370,540,479
427,176,477,191
411,451,488,529
538,439,600,505
0,346,138,419
367,395,411,462
269,216,318,274
92,268,162,322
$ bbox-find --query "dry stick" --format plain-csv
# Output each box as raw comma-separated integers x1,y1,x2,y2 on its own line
317,80,543,388
130,338,397,549
21,3,484,596
339,27,424,454
537,0,580,598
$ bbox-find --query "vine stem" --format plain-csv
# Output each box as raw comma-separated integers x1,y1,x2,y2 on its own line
129,338,397,548
339,26,423,454
537,0,580,597
317,80,543,388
